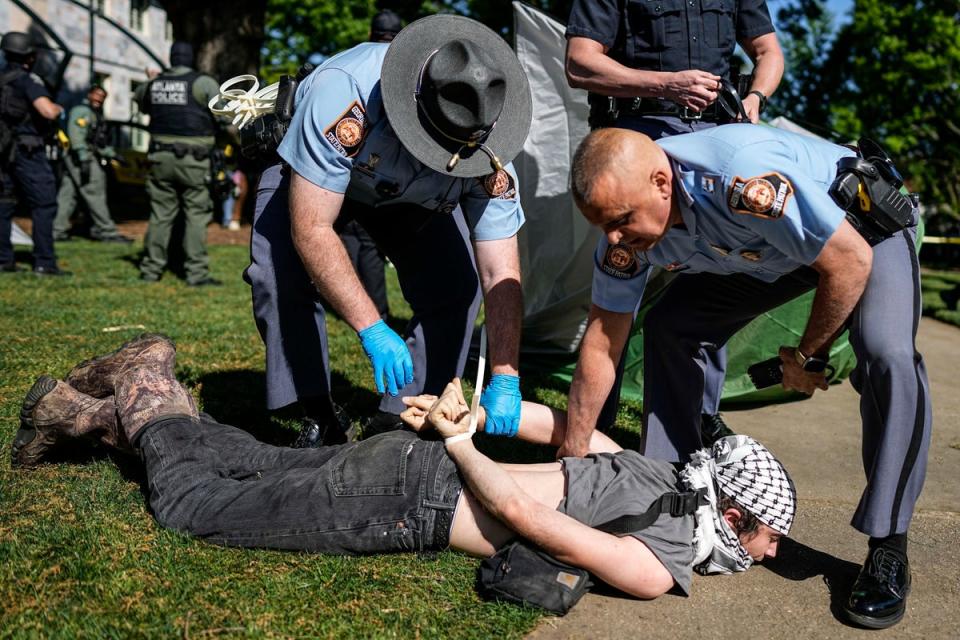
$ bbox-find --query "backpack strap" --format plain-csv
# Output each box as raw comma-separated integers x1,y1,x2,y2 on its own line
596,487,708,536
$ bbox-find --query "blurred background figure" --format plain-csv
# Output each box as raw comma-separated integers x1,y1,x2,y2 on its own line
135,41,221,286
0,31,67,276
220,167,248,231
53,84,132,243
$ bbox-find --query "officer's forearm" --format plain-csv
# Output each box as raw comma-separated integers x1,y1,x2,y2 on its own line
801,223,873,357
742,32,784,98
563,306,633,456
474,236,522,376
289,174,382,331
565,36,669,97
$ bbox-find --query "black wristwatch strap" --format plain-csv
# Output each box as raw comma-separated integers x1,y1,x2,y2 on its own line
748,90,767,113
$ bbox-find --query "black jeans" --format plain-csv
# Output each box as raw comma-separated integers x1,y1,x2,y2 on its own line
138,415,462,553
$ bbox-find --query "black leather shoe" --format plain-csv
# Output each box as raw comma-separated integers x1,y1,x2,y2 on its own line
1,262,23,273
187,277,223,287
701,413,735,446
361,410,406,439
33,265,72,277
293,405,357,448
844,547,911,629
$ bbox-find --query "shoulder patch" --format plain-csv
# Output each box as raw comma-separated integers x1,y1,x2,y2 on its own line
479,169,516,200
324,101,367,157
600,243,640,279
75,117,88,127
728,172,793,219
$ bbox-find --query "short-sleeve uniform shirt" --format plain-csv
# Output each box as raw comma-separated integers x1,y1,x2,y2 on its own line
565,0,775,79
3,65,52,137
278,42,525,242
591,124,853,313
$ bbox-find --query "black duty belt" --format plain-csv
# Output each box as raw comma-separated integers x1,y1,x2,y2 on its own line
149,141,211,160
614,96,723,122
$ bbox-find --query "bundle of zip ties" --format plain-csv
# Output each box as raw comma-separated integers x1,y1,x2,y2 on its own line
207,74,278,130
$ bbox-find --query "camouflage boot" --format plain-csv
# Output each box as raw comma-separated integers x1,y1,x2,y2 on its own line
11,376,125,469
65,334,175,398
114,364,198,448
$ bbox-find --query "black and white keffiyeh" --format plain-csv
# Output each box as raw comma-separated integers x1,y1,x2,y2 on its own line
681,435,797,576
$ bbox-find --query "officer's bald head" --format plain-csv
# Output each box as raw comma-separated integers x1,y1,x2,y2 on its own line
571,129,671,214
571,128,677,251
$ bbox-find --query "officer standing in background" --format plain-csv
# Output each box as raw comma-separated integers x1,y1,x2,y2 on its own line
563,0,784,448
245,15,532,448
0,31,67,276
333,9,406,320
54,85,132,243
135,41,221,286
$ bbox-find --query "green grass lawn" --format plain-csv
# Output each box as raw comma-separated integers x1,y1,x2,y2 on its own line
0,240,571,639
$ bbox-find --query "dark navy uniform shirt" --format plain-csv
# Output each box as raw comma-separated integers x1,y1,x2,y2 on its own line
279,42,525,242
2,64,52,137
591,124,853,313
566,0,775,80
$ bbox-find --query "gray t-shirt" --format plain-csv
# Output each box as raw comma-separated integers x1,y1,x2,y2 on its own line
560,451,696,595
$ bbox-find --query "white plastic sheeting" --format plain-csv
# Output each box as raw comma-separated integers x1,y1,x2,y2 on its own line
514,1,598,353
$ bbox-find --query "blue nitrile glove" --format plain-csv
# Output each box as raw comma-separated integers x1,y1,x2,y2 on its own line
358,320,414,396
480,374,522,437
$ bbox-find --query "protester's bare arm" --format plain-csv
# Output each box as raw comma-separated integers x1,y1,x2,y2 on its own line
558,305,633,458
473,236,522,377
447,438,674,598
289,171,382,332
739,32,784,123
32,96,62,120
781,220,872,394
565,36,720,110
400,391,622,454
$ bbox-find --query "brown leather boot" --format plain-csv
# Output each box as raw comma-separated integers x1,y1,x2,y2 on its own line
114,365,198,447
65,334,175,398
11,376,126,469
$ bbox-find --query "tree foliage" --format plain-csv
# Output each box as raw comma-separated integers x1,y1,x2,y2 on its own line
774,0,960,215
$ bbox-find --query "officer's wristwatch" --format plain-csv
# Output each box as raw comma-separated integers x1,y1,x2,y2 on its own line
794,348,829,373
748,90,767,113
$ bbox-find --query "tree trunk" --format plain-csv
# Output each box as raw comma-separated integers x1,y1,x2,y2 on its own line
161,0,266,80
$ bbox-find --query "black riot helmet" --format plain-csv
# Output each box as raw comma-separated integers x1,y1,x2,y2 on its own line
1,31,36,57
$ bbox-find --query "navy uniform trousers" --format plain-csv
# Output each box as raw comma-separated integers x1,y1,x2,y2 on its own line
0,144,57,269
598,115,727,429
641,219,932,538
245,163,482,415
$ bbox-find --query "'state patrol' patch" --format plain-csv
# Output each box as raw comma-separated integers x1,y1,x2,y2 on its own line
728,172,793,219
601,243,640,279
324,101,367,157
480,169,516,199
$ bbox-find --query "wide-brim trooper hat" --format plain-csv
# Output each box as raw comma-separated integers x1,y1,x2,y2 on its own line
380,14,533,178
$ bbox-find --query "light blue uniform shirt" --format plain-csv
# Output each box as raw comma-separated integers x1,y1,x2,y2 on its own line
278,42,525,242
592,124,854,313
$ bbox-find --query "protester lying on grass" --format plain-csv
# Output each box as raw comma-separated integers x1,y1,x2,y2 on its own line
12,334,796,603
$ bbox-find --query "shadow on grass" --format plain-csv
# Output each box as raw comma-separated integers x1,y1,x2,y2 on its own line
764,537,863,627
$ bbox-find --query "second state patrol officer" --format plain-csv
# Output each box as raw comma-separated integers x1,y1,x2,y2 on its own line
54,84,131,243
135,41,221,286
245,15,532,447
0,31,67,275
564,125,928,630
562,0,785,448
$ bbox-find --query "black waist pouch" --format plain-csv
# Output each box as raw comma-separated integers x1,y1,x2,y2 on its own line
477,541,592,615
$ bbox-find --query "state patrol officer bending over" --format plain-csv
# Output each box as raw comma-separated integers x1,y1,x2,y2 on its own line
246,16,532,446
54,84,131,243
0,32,67,276
563,0,785,443
564,125,930,629
135,42,221,286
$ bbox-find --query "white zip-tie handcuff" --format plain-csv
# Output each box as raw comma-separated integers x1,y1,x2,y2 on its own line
207,74,279,130
445,325,486,446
